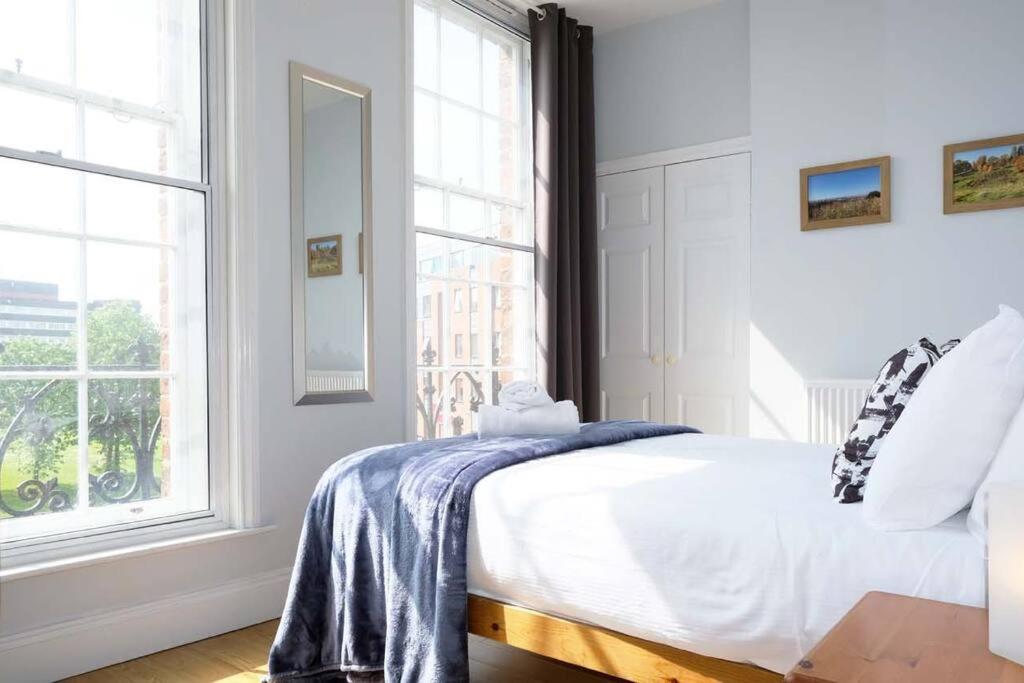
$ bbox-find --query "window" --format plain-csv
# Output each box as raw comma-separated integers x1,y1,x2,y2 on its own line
413,0,535,440
421,293,432,318
0,2,210,544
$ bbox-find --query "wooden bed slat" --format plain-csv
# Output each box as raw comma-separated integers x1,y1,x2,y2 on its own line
468,595,781,683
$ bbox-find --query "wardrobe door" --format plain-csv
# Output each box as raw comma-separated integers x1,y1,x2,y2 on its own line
664,154,750,435
596,167,665,422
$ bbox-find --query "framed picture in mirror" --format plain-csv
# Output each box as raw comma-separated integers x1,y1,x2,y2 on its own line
307,234,342,277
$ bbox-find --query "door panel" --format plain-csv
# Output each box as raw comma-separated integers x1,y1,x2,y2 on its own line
602,391,652,421
597,167,664,422
601,247,650,359
665,154,750,435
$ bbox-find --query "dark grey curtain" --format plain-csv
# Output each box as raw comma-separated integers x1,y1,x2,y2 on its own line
530,4,599,421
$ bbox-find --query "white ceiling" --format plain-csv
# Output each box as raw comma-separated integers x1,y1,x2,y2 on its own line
555,0,718,35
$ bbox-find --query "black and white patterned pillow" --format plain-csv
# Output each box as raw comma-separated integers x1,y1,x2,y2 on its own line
831,338,959,503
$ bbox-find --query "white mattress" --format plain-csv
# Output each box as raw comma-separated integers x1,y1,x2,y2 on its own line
466,434,986,674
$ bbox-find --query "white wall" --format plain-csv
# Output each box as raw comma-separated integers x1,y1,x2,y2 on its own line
749,0,1024,439
593,0,749,162
0,1,408,679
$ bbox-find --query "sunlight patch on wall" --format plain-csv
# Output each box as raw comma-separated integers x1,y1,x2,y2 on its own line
749,323,805,441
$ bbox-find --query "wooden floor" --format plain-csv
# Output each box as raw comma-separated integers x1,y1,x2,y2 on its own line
65,619,617,682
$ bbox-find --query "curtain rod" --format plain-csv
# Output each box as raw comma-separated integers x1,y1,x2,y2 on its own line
482,0,547,20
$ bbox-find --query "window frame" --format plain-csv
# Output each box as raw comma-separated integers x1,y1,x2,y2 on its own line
0,0,251,570
410,0,535,440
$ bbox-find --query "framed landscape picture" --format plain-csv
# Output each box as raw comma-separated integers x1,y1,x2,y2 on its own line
800,156,891,231
944,133,1024,214
307,235,342,277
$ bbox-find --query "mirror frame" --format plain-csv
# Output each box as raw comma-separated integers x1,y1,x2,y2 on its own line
289,61,374,405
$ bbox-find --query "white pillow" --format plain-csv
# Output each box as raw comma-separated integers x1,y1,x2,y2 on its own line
863,305,1024,531
967,398,1024,547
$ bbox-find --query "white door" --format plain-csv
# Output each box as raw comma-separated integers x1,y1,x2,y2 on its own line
664,153,750,435
597,167,665,421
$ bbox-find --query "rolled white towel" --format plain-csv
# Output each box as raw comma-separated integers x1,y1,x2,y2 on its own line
478,401,580,438
497,380,554,412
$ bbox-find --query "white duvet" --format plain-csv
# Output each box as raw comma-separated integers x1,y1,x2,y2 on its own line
466,434,986,674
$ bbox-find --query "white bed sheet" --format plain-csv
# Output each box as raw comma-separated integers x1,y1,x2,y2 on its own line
466,434,986,674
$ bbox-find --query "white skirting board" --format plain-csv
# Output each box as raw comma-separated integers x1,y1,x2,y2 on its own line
0,566,291,682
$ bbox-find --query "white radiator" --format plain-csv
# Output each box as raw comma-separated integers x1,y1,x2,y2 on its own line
306,370,365,392
805,379,873,446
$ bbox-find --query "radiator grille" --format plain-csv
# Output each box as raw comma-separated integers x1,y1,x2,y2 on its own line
805,380,873,446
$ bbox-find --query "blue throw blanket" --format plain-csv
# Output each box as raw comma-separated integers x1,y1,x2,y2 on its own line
267,420,697,682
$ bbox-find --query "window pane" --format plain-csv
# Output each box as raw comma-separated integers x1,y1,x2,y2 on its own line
482,35,518,118
100,168,204,245
86,244,164,371
491,285,533,368
417,233,531,285
416,278,443,366
76,1,199,109
78,0,203,180
414,184,443,229
444,370,484,436
483,118,519,199
0,86,76,158
0,1,73,85
0,0,210,541
414,92,439,179
489,203,528,245
415,370,443,439
414,3,438,90
440,102,480,189
416,233,445,276
462,243,532,285
413,2,533,441
0,0,203,181
0,379,79,521
83,106,166,178
448,193,485,238
0,157,80,234
440,14,480,107
0,232,79,370
88,378,166,508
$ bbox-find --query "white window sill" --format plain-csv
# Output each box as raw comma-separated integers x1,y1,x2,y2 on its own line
0,524,275,582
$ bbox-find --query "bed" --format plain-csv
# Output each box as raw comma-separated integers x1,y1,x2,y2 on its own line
465,433,987,678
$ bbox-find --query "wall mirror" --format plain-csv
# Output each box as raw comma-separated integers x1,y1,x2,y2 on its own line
290,62,373,404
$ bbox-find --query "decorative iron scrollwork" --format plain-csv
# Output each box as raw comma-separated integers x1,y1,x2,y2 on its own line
0,339,163,519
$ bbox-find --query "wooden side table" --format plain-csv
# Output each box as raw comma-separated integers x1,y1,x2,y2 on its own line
785,591,1024,682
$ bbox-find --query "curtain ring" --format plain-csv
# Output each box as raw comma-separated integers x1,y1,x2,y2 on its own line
537,8,546,20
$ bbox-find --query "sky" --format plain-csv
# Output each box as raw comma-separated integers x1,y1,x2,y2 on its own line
954,144,1016,164
808,165,882,202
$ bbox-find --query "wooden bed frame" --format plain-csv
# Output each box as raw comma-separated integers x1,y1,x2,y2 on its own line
468,594,782,682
